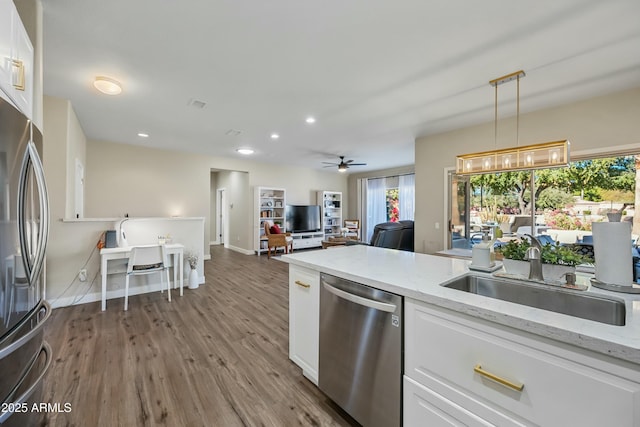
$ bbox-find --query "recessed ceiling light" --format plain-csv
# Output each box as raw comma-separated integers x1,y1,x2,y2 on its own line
138,132,149,138
305,116,316,124
236,148,254,155
270,133,280,140
93,76,122,95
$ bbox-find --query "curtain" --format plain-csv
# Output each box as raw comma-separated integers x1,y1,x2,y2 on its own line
398,174,415,221
366,177,386,242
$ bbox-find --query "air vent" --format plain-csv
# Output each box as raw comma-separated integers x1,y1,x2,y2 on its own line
225,129,242,137
187,98,207,109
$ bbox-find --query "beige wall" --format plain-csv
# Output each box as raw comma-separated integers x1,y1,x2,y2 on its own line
215,170,252,251
43,96,100,306
415,87,640,254
42,97,348,305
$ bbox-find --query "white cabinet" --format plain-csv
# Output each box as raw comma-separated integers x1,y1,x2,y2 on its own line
317,191,342,239
254,187,286,254
404,299,640,427
0,0,33,118
288,264,319,384
404,376,496,427
290,231,324,250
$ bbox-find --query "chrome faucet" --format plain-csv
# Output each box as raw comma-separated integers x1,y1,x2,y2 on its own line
525,234,544,281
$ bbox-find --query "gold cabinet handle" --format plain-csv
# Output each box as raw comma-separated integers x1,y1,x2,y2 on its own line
295,280,311,288
474,364,524,392
12,59,25,91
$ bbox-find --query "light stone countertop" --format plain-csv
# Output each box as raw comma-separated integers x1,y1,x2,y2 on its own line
282,244,640,365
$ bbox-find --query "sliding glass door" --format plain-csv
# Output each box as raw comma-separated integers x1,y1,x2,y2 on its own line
448,171,470,249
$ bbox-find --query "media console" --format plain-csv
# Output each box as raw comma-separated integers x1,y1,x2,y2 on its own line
290,232,324,250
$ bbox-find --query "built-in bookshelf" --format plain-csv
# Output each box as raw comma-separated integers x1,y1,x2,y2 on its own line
254,187,286,254
317,191,342,239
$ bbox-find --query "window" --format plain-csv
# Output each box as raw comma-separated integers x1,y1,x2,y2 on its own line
447,155,638,249
365,174,414,241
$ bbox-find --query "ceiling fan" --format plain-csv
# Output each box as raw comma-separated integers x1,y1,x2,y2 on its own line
322,156,367,172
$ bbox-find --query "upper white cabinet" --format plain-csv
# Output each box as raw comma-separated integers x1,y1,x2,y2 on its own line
0,0,34,119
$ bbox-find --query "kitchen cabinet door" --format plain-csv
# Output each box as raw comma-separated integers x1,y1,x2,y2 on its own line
0,0,33,119
404,376,499,427
0,0,14,94
405,299,640,427
288,264,319,384
9,14,33,119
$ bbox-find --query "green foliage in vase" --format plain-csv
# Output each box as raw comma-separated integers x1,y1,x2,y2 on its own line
497,239,592,266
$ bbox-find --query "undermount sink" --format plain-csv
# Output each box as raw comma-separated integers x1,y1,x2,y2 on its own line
442,274,626,326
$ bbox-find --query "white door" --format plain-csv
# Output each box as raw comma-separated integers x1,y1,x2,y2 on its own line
75,159,84,219
217,188,226,245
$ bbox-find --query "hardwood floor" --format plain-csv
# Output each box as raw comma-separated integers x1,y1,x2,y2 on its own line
42,246,358,427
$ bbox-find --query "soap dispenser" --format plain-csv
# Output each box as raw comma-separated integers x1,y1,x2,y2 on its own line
471,229,494,268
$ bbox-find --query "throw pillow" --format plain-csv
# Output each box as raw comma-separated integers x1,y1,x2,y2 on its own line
270,224,282,234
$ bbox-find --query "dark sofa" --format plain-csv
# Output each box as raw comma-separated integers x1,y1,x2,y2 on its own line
350,220,414,252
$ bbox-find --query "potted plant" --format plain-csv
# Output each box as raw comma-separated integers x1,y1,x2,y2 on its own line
479,205,511,236
496,239,592,281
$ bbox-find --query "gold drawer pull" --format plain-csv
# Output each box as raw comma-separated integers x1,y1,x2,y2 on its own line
12,59,25,91
295,280,311,288
474,364,524,392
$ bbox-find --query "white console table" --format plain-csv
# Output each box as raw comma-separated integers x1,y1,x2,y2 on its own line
290,232,324,250
100,244,184,311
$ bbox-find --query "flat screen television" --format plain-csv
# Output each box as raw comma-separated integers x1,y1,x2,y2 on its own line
286,205,321,233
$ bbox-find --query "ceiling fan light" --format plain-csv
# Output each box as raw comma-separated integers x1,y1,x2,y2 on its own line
338,164,347,171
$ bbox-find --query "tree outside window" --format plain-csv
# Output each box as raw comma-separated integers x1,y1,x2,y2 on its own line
386,188,399,222
468,155,637,233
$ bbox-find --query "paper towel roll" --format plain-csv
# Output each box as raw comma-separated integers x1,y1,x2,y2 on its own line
592,222,633,286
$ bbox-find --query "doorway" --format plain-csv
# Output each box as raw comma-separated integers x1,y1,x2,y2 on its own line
216,188,227,246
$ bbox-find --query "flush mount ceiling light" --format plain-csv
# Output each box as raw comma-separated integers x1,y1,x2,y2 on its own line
305,116,316,124
93,76,122,95
456,70,569,175
137,132,149,138
236,148,254,155
270,133,280,140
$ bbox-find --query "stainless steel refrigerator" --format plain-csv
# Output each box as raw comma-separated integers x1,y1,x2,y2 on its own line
0,96,51,426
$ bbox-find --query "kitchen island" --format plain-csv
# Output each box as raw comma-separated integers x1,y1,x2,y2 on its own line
282,245,640,427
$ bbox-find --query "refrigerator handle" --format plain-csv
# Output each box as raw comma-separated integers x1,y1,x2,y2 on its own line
17,139,49,284
0,342,52,424
27,141,50,282
0,301,51,359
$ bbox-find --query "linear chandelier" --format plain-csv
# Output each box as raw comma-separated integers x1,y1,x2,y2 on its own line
456,70,570,175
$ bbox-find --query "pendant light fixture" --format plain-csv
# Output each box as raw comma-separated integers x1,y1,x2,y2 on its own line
456,70,569,175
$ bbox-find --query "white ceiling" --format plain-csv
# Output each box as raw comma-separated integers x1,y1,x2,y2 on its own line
41,0,640,173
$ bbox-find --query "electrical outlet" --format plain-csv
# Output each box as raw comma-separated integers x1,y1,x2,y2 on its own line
79,269,87,282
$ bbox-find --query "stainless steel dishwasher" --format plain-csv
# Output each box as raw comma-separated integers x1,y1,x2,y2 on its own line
319,273,402,427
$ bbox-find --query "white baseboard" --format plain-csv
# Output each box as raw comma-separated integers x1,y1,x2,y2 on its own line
226,245,254,255
47,276,205,309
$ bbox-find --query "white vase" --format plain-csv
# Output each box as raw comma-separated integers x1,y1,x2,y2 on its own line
188,268,199,289
502,259,530,277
